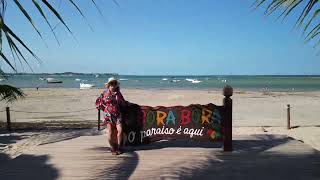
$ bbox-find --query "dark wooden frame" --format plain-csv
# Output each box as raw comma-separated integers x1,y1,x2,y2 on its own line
223,85,233,151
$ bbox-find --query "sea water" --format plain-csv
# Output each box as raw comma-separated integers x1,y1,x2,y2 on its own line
1,74,320,92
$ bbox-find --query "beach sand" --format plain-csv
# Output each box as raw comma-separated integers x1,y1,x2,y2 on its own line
1,130,319,179
0,88,319,179
0,88,319,126
0,88,319,155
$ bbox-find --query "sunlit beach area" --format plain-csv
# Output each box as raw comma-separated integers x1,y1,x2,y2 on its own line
0,1,320,180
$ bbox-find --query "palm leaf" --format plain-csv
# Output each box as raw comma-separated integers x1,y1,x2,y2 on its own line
112,0,120,7
253,0,320,46
278,0,303,22
3,23,41,62
32,0,60,45
68,0,94,31
0,68,6,78
295,0,317,28
0,0,105,72
13,0,47,46
41,0,73,35
6,34,19,71
0,52,16,71
0,84,25,102
304,25,320,44
303,9,320,34
4,30,33,72
0,18,2,51
265,0,285,15
251,0,268,12
91,0,104,18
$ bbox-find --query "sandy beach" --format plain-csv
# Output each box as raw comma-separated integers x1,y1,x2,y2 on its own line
0,88,319,179
2,0,320,178
0,88,319,149
0,88,319,126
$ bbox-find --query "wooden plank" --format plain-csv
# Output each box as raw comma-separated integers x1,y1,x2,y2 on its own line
0,134,319,180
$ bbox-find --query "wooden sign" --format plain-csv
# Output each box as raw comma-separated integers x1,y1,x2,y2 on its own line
122,103,225,145
97,85,233,151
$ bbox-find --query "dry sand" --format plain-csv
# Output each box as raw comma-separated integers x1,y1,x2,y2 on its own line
0,88,319,126
0,88,319,155
1,131,319,180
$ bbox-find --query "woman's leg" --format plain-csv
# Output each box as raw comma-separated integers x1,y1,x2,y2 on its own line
116,123,123,152
106,123,116,151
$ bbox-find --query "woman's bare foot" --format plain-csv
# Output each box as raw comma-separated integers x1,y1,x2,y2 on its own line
114,144,122,155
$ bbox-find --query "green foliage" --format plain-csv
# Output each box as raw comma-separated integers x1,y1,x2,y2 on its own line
253,0,320,49
0,0,110,72
0,84,25,102
0,0,114,102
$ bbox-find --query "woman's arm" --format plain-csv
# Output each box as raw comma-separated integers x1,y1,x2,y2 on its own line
116,91,126,107
95,92,105,110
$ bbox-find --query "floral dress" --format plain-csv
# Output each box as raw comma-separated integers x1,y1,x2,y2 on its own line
96,89,125,126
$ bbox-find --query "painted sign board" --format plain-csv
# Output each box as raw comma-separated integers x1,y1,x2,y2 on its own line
122,103,224,145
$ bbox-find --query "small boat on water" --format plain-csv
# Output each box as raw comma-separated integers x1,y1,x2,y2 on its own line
162,78,168,81
46,78,63,83
80,83,95,89
185,78,201,83
75,78,81,81
186,78,195,82
171,79,181,83
191,80,202,84
119,78,128,81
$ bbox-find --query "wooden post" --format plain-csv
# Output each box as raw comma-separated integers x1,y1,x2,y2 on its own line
223,85,233,152
98,109,101,131
287,104,291,130
6,107,11,132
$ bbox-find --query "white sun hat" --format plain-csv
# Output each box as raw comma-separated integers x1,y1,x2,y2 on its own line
105,77,119,86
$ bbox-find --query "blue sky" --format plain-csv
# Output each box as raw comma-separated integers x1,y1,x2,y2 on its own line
2,0,320,75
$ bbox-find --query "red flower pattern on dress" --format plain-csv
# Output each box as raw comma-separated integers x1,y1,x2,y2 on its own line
95,89,125,123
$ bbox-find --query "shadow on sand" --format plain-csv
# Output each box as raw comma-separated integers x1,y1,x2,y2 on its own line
0,129,104,180
90,146,139,180
39,128,103,145
0,131,59,179
155,134,320,180
94,134,320,180
0,153,59,180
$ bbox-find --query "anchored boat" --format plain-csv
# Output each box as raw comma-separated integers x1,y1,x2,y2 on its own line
46,78,63,83
80,83,95,89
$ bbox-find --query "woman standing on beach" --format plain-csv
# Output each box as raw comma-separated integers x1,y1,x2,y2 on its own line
96,77,126,155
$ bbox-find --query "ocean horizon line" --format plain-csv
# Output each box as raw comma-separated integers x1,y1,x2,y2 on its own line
5,73,320,77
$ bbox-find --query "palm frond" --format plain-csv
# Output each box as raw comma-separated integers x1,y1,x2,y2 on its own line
32,0,60,45
68,0,94,31
303,8,320,34
0,52,16,71
0,84,25,103
113,0,120,7
253,0,320,48
13,0,47,46
0,0,104,73
3,23,41,62
0,19,2,51
91,0,104,18
3,30,33,71
0,0,105,102
41,0,73,35
0,68,6,77
278,0,303,21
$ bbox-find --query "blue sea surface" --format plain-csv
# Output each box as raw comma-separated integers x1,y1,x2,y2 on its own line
1,74,320,92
